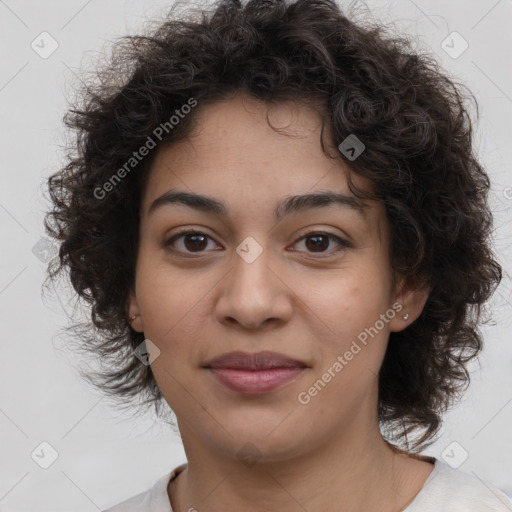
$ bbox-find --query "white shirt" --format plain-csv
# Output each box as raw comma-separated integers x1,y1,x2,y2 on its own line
103,458,512,511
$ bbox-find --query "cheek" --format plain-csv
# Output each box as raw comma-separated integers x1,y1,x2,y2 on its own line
135,245,206,330
291,266,391,347
134,249,220,363
294,273,391,415
135,259,210,406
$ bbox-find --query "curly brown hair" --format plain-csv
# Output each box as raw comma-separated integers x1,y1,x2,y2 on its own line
43,0,502,451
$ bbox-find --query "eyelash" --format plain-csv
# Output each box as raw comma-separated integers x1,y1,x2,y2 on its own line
163,228,350,258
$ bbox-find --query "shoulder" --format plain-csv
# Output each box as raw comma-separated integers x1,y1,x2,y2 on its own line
102,463,187,512
405,458,512,512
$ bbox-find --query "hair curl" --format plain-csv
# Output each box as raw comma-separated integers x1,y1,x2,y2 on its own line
44,0,502,451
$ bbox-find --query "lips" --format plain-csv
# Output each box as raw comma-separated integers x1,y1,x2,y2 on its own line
203,350,307,370
203,351,308,395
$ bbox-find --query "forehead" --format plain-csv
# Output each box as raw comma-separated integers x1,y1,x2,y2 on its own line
149,94,334,178
141,94,387,235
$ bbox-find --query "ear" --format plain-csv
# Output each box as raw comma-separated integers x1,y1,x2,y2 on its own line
389,275,430,332
126,289,144,333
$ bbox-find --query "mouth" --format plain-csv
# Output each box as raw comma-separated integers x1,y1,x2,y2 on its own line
202,351,308,395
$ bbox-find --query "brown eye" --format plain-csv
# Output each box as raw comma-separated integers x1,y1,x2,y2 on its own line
163,229,349,257
164,230,220,254
291,232,349,255
305,234,330,252
182,233,208,252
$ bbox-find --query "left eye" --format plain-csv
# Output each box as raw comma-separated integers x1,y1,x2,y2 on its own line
291,232,349,255
163,230,349,256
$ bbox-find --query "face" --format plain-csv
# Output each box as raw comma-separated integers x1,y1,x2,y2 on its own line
128,93,426,462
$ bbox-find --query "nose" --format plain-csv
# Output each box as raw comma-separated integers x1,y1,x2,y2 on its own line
215,242,293,331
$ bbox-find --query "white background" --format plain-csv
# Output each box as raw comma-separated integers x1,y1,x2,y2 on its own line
1,0,511,510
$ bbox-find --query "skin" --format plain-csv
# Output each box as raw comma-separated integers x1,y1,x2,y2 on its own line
127,93,433,512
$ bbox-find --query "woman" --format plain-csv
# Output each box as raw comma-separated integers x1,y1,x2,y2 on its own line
44,0,511,510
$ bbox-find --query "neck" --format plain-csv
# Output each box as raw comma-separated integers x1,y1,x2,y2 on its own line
168,421,432,512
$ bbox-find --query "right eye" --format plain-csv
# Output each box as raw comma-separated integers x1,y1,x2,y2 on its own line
163,229,222,256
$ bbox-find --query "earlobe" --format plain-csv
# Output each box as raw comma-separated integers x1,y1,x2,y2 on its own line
389,277,430,332
126,291,144,332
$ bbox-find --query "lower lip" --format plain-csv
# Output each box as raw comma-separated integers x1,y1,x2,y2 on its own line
208,367,305,395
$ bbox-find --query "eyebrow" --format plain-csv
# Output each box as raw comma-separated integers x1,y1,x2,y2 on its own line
147,189,369,221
